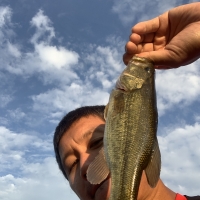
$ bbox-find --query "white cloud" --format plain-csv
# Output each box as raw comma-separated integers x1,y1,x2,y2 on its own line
96,46,123,72
112,0,146,25
7,41,21,58
0,117,8,126
194,115,200,122
30,9,79,70
0,126,35,149
0,126,52,172
156,61,200,115
0,94,13,107
0,6,12,28
28,35,127,120
35,43,79,69
0,5,130,110
30,9,55,44
84,40,125,91
0,6,15,47
111,0,194,25
0,8,79,85
8,108,26,121
31,83,109,118
159,122,200,195
0,158,79,200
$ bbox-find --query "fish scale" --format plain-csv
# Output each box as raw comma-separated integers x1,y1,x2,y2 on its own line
104,56,160,200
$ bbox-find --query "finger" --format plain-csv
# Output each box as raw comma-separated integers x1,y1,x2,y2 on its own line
154,65,174,70
130,32,156,45
135,49,181,69
123,53,134,65
125,42,155,61
132,17,160,34
125,41,138,54
143,33,155,43
123,50,175,68
123,49,178,69
129,33,143,44
137,43,154,53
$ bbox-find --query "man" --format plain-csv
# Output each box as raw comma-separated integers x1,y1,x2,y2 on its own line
53,2,200,200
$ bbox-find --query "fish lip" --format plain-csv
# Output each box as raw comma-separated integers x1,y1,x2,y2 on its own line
90,174,110,199
122,72,134,77
115,74,135,92
116,87,126,92
115,80,127,92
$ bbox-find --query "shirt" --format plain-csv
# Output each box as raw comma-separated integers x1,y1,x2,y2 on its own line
176,194,187,200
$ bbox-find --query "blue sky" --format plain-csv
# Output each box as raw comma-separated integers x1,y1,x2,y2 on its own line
0,0,200,199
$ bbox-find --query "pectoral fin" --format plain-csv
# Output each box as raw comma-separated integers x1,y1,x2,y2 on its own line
145,138,161,188
86,148,109,185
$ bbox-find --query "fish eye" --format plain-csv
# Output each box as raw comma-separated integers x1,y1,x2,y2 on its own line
144,67,150,73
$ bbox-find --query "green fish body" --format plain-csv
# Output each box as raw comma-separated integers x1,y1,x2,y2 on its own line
104,56,161,200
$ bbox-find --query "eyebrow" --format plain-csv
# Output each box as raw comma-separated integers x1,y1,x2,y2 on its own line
79,124,105,143
79,130,93,142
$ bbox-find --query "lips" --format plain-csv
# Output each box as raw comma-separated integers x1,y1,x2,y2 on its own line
90,184,100,198
90,174,110,199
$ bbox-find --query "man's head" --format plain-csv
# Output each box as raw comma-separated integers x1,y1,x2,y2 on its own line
53,105,112,200
53,105,105,180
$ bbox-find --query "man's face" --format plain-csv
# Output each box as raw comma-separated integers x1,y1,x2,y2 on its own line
58,115,111,200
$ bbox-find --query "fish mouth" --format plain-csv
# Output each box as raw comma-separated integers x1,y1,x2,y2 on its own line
115,73,135,92
116,87,126,92
115,79,127,92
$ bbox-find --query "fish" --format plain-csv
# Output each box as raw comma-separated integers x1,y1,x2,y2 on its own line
86,56,161,200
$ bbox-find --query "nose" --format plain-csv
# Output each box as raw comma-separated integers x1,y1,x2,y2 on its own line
79,152,91,181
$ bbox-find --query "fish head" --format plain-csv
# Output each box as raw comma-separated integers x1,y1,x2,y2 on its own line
116,56,154,91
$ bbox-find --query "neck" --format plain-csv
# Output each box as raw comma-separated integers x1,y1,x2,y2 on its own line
138,172,176,200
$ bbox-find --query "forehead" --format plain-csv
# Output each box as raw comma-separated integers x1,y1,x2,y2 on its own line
68,115,105,134
58,115,105,148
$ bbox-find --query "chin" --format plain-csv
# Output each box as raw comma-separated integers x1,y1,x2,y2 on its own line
94,177,111,200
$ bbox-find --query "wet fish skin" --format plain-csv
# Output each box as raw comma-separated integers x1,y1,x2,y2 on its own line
103,56,161,200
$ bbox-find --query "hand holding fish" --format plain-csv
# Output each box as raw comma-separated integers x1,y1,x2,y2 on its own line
123,2,200,69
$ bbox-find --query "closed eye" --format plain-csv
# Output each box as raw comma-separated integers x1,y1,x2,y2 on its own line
69,159,79,173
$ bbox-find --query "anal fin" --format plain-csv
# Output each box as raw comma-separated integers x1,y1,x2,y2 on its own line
145,138,161,188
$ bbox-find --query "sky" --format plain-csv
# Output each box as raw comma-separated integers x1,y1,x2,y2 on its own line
0,0,199,199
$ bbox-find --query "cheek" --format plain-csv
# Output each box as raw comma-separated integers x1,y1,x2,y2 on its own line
69,170,85,199
95,178,111,200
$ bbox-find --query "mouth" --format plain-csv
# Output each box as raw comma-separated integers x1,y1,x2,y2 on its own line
91,174,110,199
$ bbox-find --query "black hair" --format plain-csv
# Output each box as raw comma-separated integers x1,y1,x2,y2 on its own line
53,105,105,179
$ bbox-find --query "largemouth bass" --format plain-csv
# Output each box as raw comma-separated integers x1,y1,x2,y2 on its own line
87,56,161,200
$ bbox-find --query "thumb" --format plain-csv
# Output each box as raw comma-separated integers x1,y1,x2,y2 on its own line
136,49,181,69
